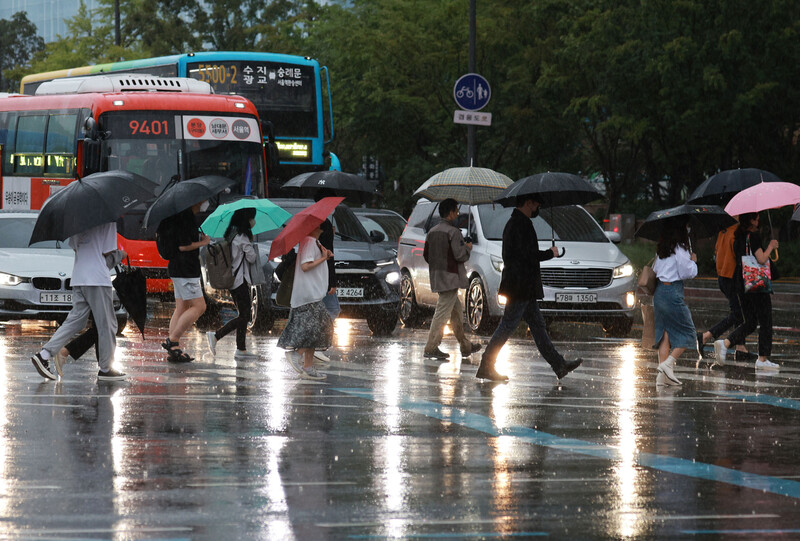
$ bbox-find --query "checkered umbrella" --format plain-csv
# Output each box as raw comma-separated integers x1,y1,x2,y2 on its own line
413,166,513,205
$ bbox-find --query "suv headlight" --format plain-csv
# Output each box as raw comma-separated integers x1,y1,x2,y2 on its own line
490,255,504,273
613,263,634,279
0,272,27,286
385,271,401,285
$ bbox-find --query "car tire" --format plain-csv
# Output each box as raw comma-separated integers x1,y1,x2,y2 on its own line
399,272,424,327
248,284,274,335
367,309,398,336
602,317,633,337
466,276,495,335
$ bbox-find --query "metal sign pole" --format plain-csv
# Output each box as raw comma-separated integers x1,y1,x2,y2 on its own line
468,0,476,165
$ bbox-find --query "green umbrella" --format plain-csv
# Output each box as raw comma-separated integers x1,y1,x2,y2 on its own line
201,198,292,238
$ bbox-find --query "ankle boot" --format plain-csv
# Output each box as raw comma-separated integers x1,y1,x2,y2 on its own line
657,356,682,385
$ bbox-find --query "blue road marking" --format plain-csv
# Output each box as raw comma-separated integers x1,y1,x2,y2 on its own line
681,529,800,535
334,388,800,500
704,391,800,411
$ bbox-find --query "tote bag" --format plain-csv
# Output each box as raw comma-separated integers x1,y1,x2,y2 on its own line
742,235,772,293
637,258,657,296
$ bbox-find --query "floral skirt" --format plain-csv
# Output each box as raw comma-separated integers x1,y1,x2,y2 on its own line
277,300,333,351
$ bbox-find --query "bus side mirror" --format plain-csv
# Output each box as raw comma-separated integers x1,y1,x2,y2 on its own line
260,120,279,171
81,139,101,176
83,117,98,140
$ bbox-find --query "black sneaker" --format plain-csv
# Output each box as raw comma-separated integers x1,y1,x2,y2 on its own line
31,353,56,380
460,342,483,357
734,350,758,361
424,348,449,360
554,358,583,380
97,368,127,381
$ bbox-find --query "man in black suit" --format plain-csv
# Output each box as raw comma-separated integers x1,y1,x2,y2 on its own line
475,194,583,382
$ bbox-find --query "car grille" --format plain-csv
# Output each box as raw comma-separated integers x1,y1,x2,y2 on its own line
32,277,65,291
541,268,613,289
336,274,384,300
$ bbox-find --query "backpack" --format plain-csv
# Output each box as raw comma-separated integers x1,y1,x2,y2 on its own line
206,239,243,290
155,218,178,261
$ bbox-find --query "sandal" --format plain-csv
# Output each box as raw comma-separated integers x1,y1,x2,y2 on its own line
162,338,178,351
167,348,193,363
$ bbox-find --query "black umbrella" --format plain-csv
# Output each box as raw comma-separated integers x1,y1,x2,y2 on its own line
494,172,604,256
635,204,736,241
112,261,147,338
687,168,782,205
142,175,237,230
29,170,158,245
494,172,603,208
283,170,378,196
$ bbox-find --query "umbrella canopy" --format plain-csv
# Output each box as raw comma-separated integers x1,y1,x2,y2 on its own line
494,172,602,208
413,166,513,205
29,170,158,245
687,168,782,205
282,171,379,197
112,264,147,338
724,182,800,216
268,197,345,259
635,204,736,241
201,198,292,238
142,175,237,230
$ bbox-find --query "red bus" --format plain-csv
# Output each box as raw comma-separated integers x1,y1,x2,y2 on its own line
0,75,268,293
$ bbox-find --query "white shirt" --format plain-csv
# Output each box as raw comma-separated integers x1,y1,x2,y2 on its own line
69,222,117,287
652,246,697,283
290,236,328,308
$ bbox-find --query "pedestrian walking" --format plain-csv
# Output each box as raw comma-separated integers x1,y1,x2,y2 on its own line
206,208,260,359
277,226,334,380
713,212,779,369
422,198,481,360
651,217,698,386
162,201,211,362
475,194,583,382
696,220,754,360
30,222,126,381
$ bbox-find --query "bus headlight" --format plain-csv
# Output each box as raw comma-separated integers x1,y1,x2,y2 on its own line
385,271,401,285
491,255,504,273
626,291,636,308
0,272,26,286
613,263,634,279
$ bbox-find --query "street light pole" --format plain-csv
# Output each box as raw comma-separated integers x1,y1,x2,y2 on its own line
467,0,476,165
115,0,121,47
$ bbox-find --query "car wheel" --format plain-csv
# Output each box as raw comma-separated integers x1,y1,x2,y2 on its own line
367,309,398,336
248,284,274,335
602,317,633,337
466,276,495,335
399,272,424,327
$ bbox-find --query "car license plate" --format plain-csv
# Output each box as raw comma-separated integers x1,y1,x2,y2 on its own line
40,292,73,304
338,287,364,298
555,293,597,303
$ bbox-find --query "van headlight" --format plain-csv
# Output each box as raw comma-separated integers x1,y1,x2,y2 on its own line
490,255,504,273
385,271,401,285
613,263,634,279
0,272,27,286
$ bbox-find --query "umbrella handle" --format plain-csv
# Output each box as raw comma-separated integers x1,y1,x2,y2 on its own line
771,248,779,262
556,247,566,258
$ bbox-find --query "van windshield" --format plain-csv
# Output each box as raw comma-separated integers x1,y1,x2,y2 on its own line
478,204,608,242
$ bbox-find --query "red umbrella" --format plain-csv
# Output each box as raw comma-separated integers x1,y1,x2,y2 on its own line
268,197,345,259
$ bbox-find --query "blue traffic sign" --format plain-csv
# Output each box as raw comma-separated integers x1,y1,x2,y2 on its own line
453,73,491,111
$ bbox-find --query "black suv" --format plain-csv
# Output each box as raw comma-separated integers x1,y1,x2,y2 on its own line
201,199,401,336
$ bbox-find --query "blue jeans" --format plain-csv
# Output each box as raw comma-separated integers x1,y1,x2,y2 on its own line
480,297,564,370
322,292,340,320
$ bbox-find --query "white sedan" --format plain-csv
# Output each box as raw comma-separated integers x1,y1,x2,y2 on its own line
0,210,127,327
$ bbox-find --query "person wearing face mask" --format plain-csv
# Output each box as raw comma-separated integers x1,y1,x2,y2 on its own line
475,194,583,382
206,208,259,359
162,200,211,362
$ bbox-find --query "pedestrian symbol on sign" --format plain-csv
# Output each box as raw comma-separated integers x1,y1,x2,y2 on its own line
453,73,491,111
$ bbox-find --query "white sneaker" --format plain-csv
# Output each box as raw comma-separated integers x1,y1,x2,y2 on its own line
755,359,779,369
285,351,303,373
713,340,727,366
313,350,331,366
656,371,681,386
234,350,258,360
300,366,326,380
206,332,217,356
657,357,682,385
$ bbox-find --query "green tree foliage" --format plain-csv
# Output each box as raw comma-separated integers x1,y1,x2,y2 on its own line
0,12,44,91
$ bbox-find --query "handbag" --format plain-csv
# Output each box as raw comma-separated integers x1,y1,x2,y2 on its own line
741,234,772,293
640,301,655,349
275,262,295,307
637,258,657,296
248,244,267,286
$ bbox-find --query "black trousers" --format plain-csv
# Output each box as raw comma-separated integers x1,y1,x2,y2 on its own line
727,292,772,357
708,276,744,339
215,283,251,351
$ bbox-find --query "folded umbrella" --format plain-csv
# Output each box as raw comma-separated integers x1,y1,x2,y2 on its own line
29,170,159,245
635,204,736,241
201,198,292,238
687,168,782,205
142,175,237,231
112,262,147,338
268,197,345,259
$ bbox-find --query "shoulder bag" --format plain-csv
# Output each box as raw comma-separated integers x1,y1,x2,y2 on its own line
742,234,772,293
637,257,657,296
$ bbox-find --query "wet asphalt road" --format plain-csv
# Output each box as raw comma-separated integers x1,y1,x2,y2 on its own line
1,300,800,540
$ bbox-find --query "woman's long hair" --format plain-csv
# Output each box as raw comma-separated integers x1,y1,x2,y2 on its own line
656,217,690,259
224,207,256,241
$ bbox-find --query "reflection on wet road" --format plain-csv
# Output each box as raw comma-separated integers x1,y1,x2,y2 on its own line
1,310,799,539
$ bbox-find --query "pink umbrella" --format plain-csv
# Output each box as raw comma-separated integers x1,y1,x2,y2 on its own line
724,181,800,216
268,197,345,259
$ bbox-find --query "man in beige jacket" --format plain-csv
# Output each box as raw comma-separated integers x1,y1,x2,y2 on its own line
423,198,482,359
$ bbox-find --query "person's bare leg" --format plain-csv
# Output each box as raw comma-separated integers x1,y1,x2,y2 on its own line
658,331,670,364
171,297,206,341
301,348,314,369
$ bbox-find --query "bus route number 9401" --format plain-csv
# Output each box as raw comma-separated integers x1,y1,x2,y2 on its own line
129,120,170,136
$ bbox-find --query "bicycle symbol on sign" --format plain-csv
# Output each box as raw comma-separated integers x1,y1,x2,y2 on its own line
456,86,474,99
